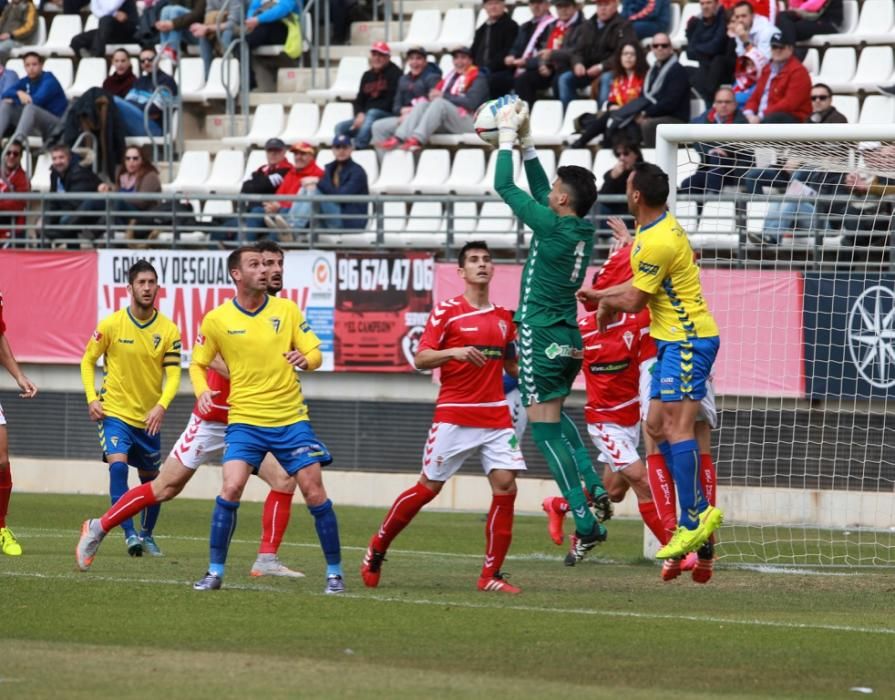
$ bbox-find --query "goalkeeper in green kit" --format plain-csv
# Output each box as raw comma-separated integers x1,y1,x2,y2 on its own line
492,95,608,565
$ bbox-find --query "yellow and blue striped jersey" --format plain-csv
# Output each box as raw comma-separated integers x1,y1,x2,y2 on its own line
81,308,182,428
190,295,321,427
630,212,719,342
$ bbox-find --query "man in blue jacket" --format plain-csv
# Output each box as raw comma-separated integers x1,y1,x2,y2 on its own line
113,48,178,136
245,0,298,87
0,52,67,143
685,0,733,104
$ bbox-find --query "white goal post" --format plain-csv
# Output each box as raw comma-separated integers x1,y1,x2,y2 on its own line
642,123,895,566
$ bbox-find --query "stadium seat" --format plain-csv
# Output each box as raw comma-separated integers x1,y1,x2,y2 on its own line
696,201,736,235
592,149,616,189
668,2,682,39
582,4,596,19
397,148,451,194
511,5,532,24
44,58,73,93
125,109,179,148
387,201,444,247
746,201,770,237
311,102,354,145
197,149,246,194
83,14,139,54
221,103,286,148
674,200,698,232
834,95,859,124
429,131,467,147
529,100,563,146
351,149,380,186
162,150,211,193
68,57,106,98
560,99,599,145
474,200,518,248
840,0,894,45
391,9,442,52
196,58,239,102
176,58,207,101
802,48,820,78
676,147,701,187
438,53,454,75
850,47,894,92
4,58,24,77
449,200,481,245
858,95,895,124
807,0,858,45
10,16,46,57
241,150,268,182
197,198,233,239
517,149,556,193
31,153,52,192
426,8,475,52
34,14,81,57
443,148,486,194
671,3,701,48
816,47,856,93
279,103,321,144
306,56,369,101
315,148,335,170
479,148,520,196
371,150,414,194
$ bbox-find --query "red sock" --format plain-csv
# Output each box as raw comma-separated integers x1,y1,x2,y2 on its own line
100,482,158,532
549,496,570,514
699,454,717,507
259,490,293,555
638,500,669,545
482,493,516,578
373,482,437,551
646,454,677,536
0,466,11,528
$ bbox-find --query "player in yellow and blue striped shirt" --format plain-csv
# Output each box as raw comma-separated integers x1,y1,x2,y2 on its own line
80,260,181,557
189,246,343,593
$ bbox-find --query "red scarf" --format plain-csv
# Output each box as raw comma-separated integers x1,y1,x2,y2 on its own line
436,65,480,96
545,12,579,50
608,73,644,107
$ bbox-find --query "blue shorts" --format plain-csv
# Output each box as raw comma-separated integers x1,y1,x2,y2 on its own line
651,336,720,402
224,421,333,475
99,416,162,472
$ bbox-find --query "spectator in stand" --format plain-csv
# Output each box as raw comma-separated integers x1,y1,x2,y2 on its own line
471,0,518,98
98,145,162,239
632,33,690,147
743,25,811,124
721,0,775,22
102,48,136,98
262,141,324,235
44,144,104,248
114,48,178,137
155,0,206,62
596,138,641,232
0,139,28,241
513,0,585,107
0,0,38,63
807,82,847,123
730,1,775,61
504,0,554,97
680,86,752,214
558,0,637,109
841,144,895,248
0,59,18,95
70,0,139,59
0,52,67,143
189,0,239,79
621,0,671,40
244,0,296,86
570,41,647,148
686,0,734,104
289,134,369,232
378,46,488,153
731,45,767,107
775,0,843,52
334,41,402,150
371,46,442,150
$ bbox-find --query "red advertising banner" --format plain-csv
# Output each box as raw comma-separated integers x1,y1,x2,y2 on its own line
0,251,97,362
334,252,434,372
435,263,805,398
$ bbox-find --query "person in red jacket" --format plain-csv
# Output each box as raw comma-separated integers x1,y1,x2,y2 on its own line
262,141,325,234
0,139,28,240
743,25,811,123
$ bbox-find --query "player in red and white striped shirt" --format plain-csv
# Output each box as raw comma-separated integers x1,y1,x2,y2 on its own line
362,241,526,594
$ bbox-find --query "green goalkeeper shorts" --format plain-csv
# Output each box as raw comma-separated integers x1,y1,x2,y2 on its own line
518,323,583,407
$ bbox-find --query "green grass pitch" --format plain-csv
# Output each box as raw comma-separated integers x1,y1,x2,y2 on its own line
3,493,894,699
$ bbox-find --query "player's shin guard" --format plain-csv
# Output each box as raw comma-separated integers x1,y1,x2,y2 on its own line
0,465,11,528
138,473,161,537
638,500,670,545
482,493,515,579
699,453,717,507
309,499,342,577
533,422,598,537
646,453,677,536
669,440,705,529
560,412,604,496
259,490,293,555
108,461,136,536
99,481,158,533
373,482,437,551
209,496,239,577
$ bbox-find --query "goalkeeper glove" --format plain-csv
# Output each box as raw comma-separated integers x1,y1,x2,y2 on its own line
516,100,534,150
496,97,524,147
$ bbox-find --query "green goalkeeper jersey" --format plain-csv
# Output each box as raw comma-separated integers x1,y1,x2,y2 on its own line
494,150,595,328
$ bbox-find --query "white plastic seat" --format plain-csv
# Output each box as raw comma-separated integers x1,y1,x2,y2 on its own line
806,0,858,45
511,5,532,24
4,58,24,77
529,100,563,146
386,201,443,247
31,153,52,192
837,0,894,45
859,95,895,124
558,148,592,170
802,48,820,77
834,95,859,124
816,47,856,93
196,149,246,194
240,150,268,183
517,149,556,194
221,103,286,147
443,148,486,194
667,2,682,40
438,53,454,75
196,58,239,102
176,58,206,101
696,201,736,234
311,102,354,145
474,200,517,248
351,149,380,186
671,3,701,48
391,9,442,52
125,109,179,148
479,148,520,196
449,200,480,245
592,149,617,189
560,99,598,144
44,57,73,93
746,201,770,236
162,150,211,194
68,57,106,98
278,103,321,143
34,14,81,57
850,47,894,91
371,150,414,194
426,8,474,52
10,16,46,57
429,130,468,147
674,200,698,232
306,56,368,101
398,149,451,194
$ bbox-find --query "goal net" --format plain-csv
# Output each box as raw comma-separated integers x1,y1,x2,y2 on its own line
654,123,895,566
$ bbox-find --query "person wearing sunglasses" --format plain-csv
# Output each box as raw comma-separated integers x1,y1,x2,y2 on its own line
98,145,163,240
635,32,691,148
0,139,28,241
807,82,847,124
113,49,179,137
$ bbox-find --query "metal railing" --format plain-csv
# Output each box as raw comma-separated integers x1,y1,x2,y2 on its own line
219,2,250,137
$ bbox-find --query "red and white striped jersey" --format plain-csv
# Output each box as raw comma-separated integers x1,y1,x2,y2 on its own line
418,294,515,429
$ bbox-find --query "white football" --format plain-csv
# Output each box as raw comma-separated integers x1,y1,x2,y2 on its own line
473,99,502,146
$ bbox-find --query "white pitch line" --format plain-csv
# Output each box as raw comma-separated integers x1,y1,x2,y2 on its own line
3,570,893,637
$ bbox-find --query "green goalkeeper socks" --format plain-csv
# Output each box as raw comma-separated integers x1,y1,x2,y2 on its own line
560,411,606,498
532,421,598,536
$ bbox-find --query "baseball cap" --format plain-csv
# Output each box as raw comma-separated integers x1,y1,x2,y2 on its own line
264,137,287,150
450,45,473,57
405,45,427,58
290,141,316,155
370,41,391,56
770,26,794,47
332,134,353,148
